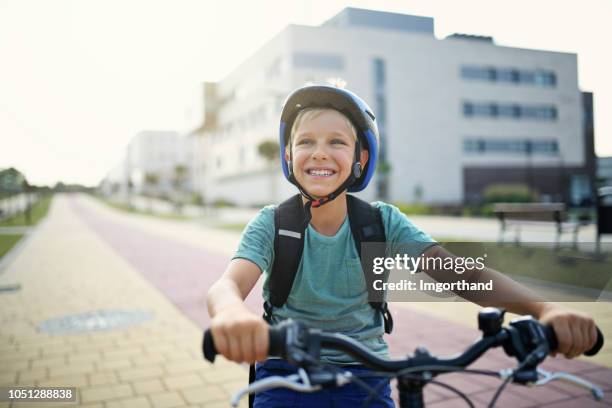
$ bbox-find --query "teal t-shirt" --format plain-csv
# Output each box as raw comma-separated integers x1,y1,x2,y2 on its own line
233,200,436,364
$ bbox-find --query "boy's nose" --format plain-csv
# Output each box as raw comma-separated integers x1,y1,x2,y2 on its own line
311,144,329,160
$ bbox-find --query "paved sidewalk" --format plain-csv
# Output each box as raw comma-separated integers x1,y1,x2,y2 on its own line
0,196,246,407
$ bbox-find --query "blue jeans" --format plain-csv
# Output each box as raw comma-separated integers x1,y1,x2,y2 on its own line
253,359,395,408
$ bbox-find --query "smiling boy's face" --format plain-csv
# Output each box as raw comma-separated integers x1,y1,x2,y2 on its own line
286,109,368,199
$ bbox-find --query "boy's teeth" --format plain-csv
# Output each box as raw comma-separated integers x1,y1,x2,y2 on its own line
309,169,333,176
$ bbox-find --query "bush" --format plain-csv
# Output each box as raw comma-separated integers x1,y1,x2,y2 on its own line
462,204,494,217
483,184,537,203
394,203,434,215
190,193,205,206
211,198,236,208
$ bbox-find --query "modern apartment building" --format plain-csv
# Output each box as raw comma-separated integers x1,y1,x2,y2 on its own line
193,7,595,206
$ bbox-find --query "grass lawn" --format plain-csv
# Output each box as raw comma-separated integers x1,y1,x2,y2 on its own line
0,195,53,227
0,234,23,259
432,241,611,291
0,195,53,261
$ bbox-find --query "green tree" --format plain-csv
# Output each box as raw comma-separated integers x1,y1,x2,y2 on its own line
257,140,280,163
257,140,280,203
22,179,32,224
0,167,26,197
172,164,189,213
143,172,159,212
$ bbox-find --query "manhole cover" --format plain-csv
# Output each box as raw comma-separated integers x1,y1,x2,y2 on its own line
37,309,153,334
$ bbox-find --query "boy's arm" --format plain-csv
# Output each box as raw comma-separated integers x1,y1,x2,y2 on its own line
422,245,597,358
207,258,269,363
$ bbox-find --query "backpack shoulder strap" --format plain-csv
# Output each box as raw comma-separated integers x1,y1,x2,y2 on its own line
256,194,306,408
346,195,386,252
346,195,393,334
268,194,307,309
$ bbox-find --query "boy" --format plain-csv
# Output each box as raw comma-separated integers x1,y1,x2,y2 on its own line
207,85,597,407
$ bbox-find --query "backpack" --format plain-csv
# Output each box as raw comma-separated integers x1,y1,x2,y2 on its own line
264,193,393,334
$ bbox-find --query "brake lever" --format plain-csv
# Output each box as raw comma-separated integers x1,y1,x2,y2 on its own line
535,368,604,401
230,371,322,407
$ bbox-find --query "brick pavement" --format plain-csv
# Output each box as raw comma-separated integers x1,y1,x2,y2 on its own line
1,194,611,407
0,195,247,407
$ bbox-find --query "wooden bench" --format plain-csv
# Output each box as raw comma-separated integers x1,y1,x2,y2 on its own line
493,203,583,249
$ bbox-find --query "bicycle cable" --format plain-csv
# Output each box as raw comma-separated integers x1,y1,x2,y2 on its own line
291,348,390,407
487,344,547,408
357,365,498,408
427,379,475,408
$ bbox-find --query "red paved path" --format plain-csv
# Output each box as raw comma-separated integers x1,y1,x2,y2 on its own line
70,197,612,407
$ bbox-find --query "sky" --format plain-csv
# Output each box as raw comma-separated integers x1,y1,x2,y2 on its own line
1,0,611,186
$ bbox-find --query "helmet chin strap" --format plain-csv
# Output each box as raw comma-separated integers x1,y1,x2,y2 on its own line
288,140,362,226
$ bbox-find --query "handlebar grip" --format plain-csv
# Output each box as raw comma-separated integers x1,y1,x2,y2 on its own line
544,325,604,356
203,329,217,362
202,325,288,363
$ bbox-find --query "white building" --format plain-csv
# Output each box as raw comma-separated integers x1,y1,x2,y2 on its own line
193,7,595,206
126,131,188,196
99,159,128,197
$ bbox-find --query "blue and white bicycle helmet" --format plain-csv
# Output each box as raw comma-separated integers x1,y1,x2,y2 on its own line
279,85,379,208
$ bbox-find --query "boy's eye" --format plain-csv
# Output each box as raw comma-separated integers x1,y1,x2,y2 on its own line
331,139,347,145
297,139,312,145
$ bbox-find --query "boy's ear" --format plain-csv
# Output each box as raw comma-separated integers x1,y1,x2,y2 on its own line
284,146,290,163
360,149,369,169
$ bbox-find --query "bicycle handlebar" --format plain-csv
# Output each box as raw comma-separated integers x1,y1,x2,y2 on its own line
202,309,605,407
203,312,603,368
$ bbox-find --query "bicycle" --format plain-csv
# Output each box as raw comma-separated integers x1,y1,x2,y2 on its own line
203,307,605,407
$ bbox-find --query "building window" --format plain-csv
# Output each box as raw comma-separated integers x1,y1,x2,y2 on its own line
463,139,484,153
498,104,521,118
372,57,388,200
531,140,559,154
497,68,520,83
375,94,387,124
461,65,556,88
463,102,474,116
293,52,344,70
534,70,557,87
374,59,386,85
463,102,557,121
464,138,559,156
520,106,557,120
486,67,496,81
461,66,489,80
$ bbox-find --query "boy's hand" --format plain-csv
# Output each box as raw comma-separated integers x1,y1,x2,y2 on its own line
538,304,597,358
210,303,269,364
